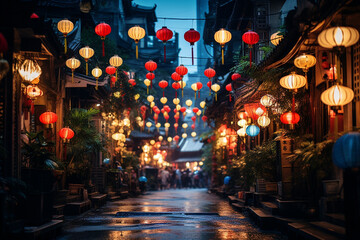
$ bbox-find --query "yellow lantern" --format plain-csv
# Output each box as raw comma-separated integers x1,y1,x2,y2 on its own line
150,140,155,145
128,25,146,59
180,81,187,97
164,123,170,128
26,85,43,99
160,97,167,104
279,72,306,91
66,58,81,83
112,133,125,141
176,104,181,111
79,46,94,75
173,98,180,105
146,122,152,132
147,95,154,103
167,137,173,143
196,110,202,116
113,91,121,98
260,94,274,107
191,83,198,99
258,115,271,127
214,28,232,65
185,100,192,108
320,84,354,106
182,133,188,138
156,123,161,132
134,94,140,101
255,107,264,116
159,136,163,141
57,19,74,53
237,119,247,127
91,67,102,90
318,26,359,49
294,54,316,73
109,55,123,80
191,132,197,137
211,83,221,101
200,101,206,109
237,128,246,137
18,59,42,83
150,102,155,108
144,79,151,94
270,31,283,46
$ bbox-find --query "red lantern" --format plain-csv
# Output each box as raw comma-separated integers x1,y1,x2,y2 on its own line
164,115,169,122
192,107,199,114
196,82,203,98
242,30,259,67
161,108,165,114
184,28,200,65
159,80,168,97
191,116,196,123
153,113,158,124
146,72,155,80
180,107,186,113
207,81,212,96
244,103,265,121
106,66,116,75
225,83,232,102
172,82,180,98
280,112,300,125
95,22,111,56
173,135,180,143
156,26,173,62
231,73,241,81
59,127,74,142
30,13,39,19
110,76,116,87
175,64,188,76
202,115,208,123
191,124,196,130
174,114,180,123
171,72,181,81
39,111,58,127
0,33,8,55
145,60,157,72
128,79,136,87
204,68,216,79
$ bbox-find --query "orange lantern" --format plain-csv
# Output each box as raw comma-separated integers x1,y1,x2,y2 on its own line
39,111,58,128
59,127,75,143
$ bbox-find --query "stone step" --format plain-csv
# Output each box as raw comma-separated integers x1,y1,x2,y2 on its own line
261,201,279,215
288,222,340,240
231,202,245,212
52,215,64,221
248,207,274,230
64,200,91,215
325,213,345,227
309,221,345,239
24,220,63,240
228,195,245,204
53,204,65,215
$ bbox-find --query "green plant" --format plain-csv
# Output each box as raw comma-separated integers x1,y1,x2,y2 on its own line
121,149,139,170
21,131,59,169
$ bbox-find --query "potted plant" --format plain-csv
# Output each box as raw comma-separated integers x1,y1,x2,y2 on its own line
21,131,59,226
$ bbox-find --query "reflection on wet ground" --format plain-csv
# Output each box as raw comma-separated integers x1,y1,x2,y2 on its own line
58,189,285,240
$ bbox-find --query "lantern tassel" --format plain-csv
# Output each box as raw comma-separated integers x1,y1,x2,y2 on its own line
96,78,98,90
229,94,231,102
221,47,224,65
164,44,166,62
292,95,295,113
249,47,252,68
86,61,88,75
136,44,139,59
72,70,74,83
30,100,34,115
147,87,149,95
115,69,117,81
215,93,217,101
102,40,105,57
209,88,211,96
64,36,67,54
194,91,196,100
191,46,194,65
305,73,308,89
198,90,200,98
163,91,165,98
175,91,177,98
150,79,152,89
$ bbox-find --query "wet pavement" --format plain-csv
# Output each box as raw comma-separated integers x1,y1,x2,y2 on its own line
58,189,285,240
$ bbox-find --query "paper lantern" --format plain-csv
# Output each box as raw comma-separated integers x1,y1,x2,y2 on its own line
146,73,155,85
231,73,241,81
244,103,265,121
79,46,94,75
185,99,192,108
171,72,181,81
279,72,307,91
39,111,57,128
237,119,247,127
320,84,354,107
128,25,146,59
318,26,359,49
156,123,161,131
18,59,42,82
173,98,180,105
134,94,140,101
204,68,216,79
280,112,300,125
172,82,180,98
238,112,248,119
206,81,212,95
176,105,181,111
182,133,187,138
196,82,203,98
156,26,173,62
255,107,264,116
66,57,80,83
193,107,199,114
145,60,157,72
258,115,270,127
225,83,232,101
242,30,259,67
26,85,43,100
332,132,360,168
200,101,206,109
237,128,246,137
202,115,208,122
191,83,198,99
158,136,163,141
146,122,152,131
191,132,197,137
173,135,180,143
160,97,167,104
260,94,274,107
294,54,316,73
95,23,111,56
211,83,220,101
214,28,232,65
57,19,74,53
180,80,187,97
159,80,168,97
59,127,74,142
246,124,260,137
184,28,200,65
147,95,154,103
182,123,188,129
270,31,283,46
164,123,170,128
128,78,136,87
196,110,202,116
167,137,173,143
91,67,102,90
144,79,151,94
109,55,123,80
176,64,188,76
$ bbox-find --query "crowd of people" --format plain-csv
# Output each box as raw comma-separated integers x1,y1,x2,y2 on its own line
158,167,208,190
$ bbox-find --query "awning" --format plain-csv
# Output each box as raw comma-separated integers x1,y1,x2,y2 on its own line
174,157,201,163
180,138,204,152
